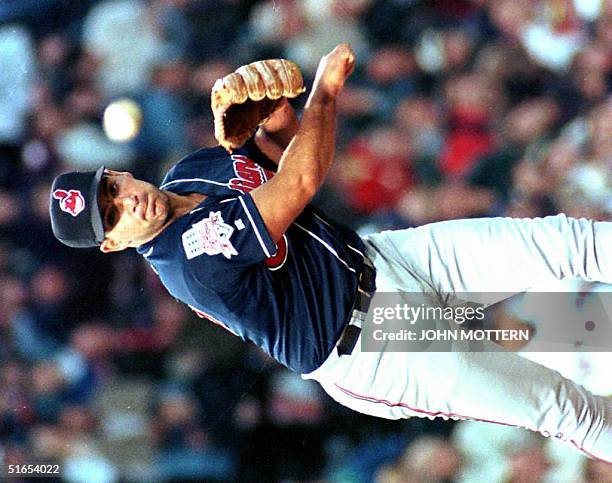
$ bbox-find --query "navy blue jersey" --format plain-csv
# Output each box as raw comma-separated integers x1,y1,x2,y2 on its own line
137,139,366,373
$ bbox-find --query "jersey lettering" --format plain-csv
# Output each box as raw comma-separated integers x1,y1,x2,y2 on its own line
229,155,273,194
264,234,289,270
229,154,288,270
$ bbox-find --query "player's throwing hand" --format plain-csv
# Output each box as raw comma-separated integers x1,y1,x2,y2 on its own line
312,43,356,98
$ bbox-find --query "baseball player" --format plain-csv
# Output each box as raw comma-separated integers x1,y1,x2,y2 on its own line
49,44,612,462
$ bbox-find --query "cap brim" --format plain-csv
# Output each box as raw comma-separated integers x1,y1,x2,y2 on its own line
89,166,105,244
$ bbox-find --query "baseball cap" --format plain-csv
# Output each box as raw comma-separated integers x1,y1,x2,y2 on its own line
49,166,106,248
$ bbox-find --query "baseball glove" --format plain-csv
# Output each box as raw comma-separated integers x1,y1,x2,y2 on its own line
211,59,306,153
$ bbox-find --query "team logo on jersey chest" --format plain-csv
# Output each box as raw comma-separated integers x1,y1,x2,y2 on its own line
182,211,238,260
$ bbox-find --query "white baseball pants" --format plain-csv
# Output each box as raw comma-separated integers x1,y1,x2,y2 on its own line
303,214,612,462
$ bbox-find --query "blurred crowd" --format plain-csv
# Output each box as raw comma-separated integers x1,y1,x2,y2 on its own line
0,0,610,481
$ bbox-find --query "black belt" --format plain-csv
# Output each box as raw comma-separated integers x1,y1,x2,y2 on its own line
336,257,376,356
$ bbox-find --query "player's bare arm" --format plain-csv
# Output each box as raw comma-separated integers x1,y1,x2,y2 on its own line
251,43,356,242
254,98,300,164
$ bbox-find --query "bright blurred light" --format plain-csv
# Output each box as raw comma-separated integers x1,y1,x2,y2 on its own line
574,0,602,21
103,98,142,142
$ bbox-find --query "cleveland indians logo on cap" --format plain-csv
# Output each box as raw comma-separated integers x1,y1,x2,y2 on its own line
53,189,86,217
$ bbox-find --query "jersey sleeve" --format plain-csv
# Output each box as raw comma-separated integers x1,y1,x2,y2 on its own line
181,194,277,280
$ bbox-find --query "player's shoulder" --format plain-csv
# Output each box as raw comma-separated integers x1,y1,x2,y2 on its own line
161,146,230,186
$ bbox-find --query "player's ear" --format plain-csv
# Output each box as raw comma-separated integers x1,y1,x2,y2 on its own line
100,238,127,253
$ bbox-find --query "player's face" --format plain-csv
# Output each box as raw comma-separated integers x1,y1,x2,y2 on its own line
98,170,171,252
